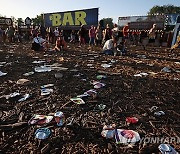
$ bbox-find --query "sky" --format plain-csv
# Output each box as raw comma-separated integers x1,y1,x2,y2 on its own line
0,0,180,23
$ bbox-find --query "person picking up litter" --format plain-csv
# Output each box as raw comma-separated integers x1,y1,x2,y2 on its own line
102,35,125,56
54,35,67,51
102,35,117,55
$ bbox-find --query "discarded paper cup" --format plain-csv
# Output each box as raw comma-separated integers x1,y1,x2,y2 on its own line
134,73,148,77
134,74,142,77
54,111,65,126
17,79,30,85
101,125,115,139
32,60,46,64
87,64,93,67
111,60,117,63
0,71,7,77
101,64,111,68
91,80,99,85
158,144,177,154
0,62,6,65
55,67,68,71
161,67,171,73
18,94,30,102
55,73,63,79
59,57,64,61
41,84,54,89
41,88,53,96
70,97,85,104
6,92,20,99
70,69,78,72
94,104,106,111
137,55,146,59
101,129,115,139
98,104,106,110
97,75,107,80
84,89,97,98
140,73,148,76
35,66,51,73
94,82,105,89
35,128,51,140
154,111,165,117
77,93,89,98
149,106,158,112
23,72,34,76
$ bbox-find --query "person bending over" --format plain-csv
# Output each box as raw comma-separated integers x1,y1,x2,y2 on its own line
102,36,118,56
54,35,67,51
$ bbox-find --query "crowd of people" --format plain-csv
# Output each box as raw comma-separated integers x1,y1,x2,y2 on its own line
0,26,23,43
0,22,179,55
29,23,126,55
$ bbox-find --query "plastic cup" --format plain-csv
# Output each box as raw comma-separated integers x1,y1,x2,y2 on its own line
35,128,51,140
54,111,65,126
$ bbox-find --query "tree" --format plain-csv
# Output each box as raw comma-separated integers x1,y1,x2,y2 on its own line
9,16,16,26
17,18,24,26
0,14,6,18
31,14,44,26
99,18,113,29
11,16,16,22
148,5,180,15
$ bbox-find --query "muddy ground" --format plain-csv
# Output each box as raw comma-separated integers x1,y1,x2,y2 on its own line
0,42,180,154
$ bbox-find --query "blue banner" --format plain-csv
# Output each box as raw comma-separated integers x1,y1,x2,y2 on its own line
44,8,98,28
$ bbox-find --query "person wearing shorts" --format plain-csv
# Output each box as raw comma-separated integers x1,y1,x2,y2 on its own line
148,24,156,46
123,23,130,46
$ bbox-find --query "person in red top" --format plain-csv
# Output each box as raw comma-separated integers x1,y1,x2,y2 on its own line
123,23,130,46
54,35,67,51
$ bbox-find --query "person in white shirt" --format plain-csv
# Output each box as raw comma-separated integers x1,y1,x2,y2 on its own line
54,27,59,42
103,39,114,51
112,24,119,34
102,35,126,56
102,35,118,55
33,36,45,44
31,34,48,51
